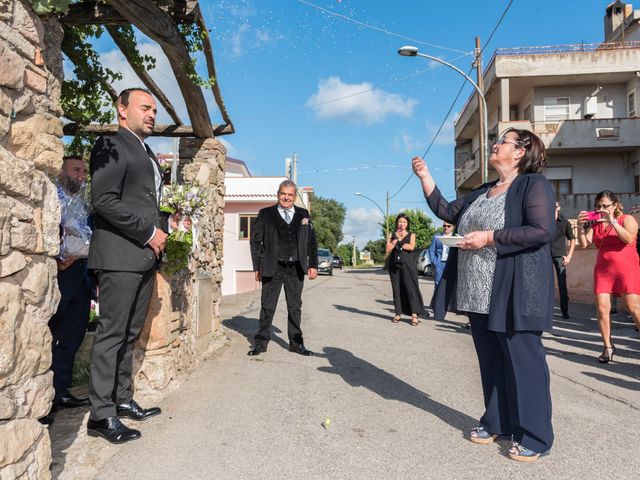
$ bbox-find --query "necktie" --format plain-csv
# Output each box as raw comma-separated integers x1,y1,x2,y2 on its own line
284,209,291,224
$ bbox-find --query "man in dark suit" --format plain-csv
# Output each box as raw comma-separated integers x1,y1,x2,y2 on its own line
46,157,94,419
248,180,318,356
87,88,168,443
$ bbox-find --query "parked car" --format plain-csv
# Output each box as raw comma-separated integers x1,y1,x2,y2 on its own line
317,248,333,275
416,249,433,276
332,255,343,269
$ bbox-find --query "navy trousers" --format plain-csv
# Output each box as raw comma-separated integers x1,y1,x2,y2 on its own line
49,259,91,398
469,313,554,453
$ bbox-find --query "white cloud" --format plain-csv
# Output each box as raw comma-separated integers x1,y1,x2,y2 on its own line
306,76,418,125
342,207,385,247
394,132,426,153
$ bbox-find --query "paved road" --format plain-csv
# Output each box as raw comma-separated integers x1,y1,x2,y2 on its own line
86,268,638,479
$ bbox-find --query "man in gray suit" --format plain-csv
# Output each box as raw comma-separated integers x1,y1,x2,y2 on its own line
87,88,168,443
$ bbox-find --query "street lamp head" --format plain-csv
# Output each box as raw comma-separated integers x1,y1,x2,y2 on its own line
354,192,363,196
398,45,419,57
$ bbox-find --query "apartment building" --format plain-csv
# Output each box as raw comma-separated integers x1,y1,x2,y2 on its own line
454,1,640,217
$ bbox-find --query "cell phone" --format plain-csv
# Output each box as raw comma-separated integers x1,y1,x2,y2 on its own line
584,211,601,221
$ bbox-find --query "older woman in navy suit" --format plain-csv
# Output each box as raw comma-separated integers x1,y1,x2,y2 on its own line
412,128,555,462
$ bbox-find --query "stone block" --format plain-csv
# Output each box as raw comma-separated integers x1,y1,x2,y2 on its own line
33,47,43,67
14,257,49,304
0,419,43,468
6,114,63,176
13,1,44,47
137,272,179,350
0,42,25,89
0,394,14,421
0,197,10,256
0,88,11,115
10,200,32,221
13,90,35,116
10,222,37,252
0,251,27,277
23,69,46,94
22,373,53,419
0,281,21,379
40,179,61,256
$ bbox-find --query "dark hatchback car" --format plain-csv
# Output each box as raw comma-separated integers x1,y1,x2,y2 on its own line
317,248,333,275
332,255,343,269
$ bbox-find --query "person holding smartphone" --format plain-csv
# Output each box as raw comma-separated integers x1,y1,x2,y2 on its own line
577,190,640,363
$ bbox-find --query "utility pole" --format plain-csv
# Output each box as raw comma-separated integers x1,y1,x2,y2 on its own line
352,236,357,268
292,152,298,185
474,36,487,184
385,191,390,239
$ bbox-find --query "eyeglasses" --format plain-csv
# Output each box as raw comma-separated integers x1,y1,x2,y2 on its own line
595,203,613,209
443,224,453,228
495,129,531,148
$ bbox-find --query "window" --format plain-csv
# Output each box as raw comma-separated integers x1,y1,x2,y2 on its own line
628,90,636,117
549,179,572,201
523,104,532,122
543,97,570,121
238,215,257,240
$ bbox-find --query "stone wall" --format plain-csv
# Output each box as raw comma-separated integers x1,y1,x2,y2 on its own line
0,1,64,479
131,137,227,401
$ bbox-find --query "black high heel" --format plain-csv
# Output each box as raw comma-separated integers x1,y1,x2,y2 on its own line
598,346,615,363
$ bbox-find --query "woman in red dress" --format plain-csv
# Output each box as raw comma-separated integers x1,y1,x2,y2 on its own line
578,190,640,362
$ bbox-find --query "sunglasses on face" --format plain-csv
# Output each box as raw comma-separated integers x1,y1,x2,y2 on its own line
495,129,531,148
595,203,613,209
443,224,453,228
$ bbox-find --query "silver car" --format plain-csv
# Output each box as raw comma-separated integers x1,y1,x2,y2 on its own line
416,249,433,276
317,248,333,275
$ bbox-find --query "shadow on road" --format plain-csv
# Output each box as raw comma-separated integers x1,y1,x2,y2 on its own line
222,315,290,351
318,347,476,436
333,304,392,322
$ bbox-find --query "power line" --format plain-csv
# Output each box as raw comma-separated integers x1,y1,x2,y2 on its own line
389,0,515,200
296,0,473,55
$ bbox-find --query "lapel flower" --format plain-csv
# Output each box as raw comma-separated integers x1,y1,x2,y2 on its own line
301,218,309,225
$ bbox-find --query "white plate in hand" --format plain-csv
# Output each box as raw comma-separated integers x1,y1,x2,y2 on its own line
439,235,464,247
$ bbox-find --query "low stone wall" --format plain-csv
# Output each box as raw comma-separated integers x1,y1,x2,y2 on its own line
0,1,64,478
130,138,227,402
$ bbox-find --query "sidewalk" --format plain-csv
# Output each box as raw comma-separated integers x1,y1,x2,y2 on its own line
49,268,639,479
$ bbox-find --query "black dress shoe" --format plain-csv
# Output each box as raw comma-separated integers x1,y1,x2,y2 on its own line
289,344,313,356
53,394,90,409
116,399,161,421
248,345,267,356
87,416,141,444
561,313,570,319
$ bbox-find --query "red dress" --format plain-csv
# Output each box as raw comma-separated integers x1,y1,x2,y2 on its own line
593,215,640,294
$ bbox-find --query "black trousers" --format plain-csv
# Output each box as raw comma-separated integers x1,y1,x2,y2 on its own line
49,260,91,398
255,262,305,348
469,313,554,454
552,256,569,315
89,269,155,420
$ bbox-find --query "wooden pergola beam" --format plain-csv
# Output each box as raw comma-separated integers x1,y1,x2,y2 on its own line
105,0,213,138
60,0,199,26
105,25,183,126
63,122,234,137
194,8,234,134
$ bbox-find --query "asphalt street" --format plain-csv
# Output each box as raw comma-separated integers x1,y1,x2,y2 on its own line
85,268,639,479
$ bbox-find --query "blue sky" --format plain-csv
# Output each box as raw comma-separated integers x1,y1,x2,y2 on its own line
86,0,613,247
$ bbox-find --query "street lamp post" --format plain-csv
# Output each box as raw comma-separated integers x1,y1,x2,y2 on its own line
354,192,389,239
397,45,489,184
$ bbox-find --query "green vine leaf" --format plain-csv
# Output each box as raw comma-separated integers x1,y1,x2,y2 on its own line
28,0,72,15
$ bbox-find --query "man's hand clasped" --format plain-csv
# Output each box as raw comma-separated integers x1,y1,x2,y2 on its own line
308,268,318,280
148,228,168,258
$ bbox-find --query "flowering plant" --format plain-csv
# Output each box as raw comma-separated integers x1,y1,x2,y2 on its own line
160,182,206,218
160,182,206,273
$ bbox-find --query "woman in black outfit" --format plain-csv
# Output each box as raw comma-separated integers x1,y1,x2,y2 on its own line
386,213,426,325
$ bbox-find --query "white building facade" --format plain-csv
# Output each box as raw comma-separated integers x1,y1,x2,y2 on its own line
454,1,640,217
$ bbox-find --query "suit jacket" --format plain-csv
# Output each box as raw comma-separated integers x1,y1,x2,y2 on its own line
250,205,318,277
427,235,447,283
88,128,167,272
426,174,555,332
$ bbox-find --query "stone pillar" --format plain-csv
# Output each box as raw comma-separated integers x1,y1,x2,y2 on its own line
0,1,64,479
132,137,227,401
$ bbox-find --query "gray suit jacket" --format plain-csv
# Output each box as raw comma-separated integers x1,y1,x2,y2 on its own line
88,128,166,272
